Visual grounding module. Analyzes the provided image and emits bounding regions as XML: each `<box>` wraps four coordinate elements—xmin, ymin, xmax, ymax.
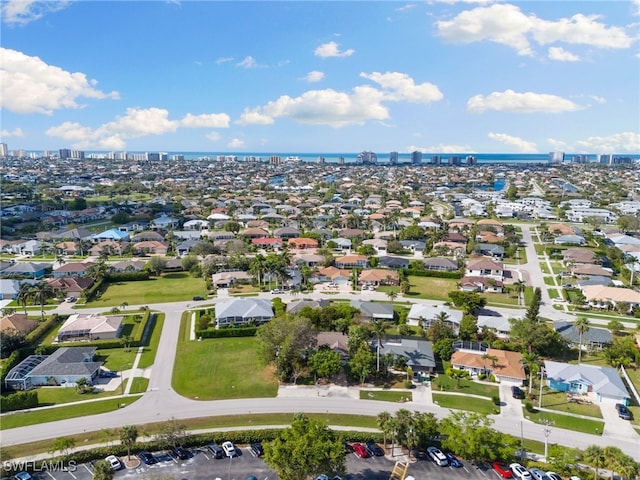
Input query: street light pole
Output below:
<box><xmin>538</xmin><ymin>366</ymin><xmax>545</xmax><ymax>408</ymax></box>
<box><xmin>540</xmin><ymin>419</ymin><xmax>554</xmax><ymax>461</ymax></box>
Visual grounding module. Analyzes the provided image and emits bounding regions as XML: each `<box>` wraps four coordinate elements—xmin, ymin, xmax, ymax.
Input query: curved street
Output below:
<box><xmin>3</xmin><ymin>223</ymin><xmax>639</xmax><ymax>460</ymax></box>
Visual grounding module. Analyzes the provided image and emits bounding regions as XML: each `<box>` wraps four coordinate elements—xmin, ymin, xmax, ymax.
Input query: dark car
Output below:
<box><xmin>192</xmin><ymin>296</ymin><xmax>205</xmax><ymax>301</ymax></box>
<box><xmin>616</xmin><ymin>403</ymin><xmax>632</xmax><ymax>420</ymax></box>
<box><xmin>138</xmin><ymin>451</ymin><xmax>156</xmax><ymax>465</ymax></box>
<box><xmin>365</xmin><ymin>441</ymin><xmax>384</xmax><ymax>457</ymax></box>
<box><xmin>342</xmin><ymin>441</ymin><xmax>353</xmax><ymax>454</ymax></box>
<box><xmin>207</xmin><ymin>443</ymin><xmax>224</xmax><ymax>459</ymax></box>
<box><xmin>170</xmin><ymin>446</ymin><xmax>191</xmax><ymax>460</ymax></box>
<box><xmin>446</xmin><ymin>452</ymin><xmax>462</xmax><ymax>467</ymax></box>
<box><xmin>511</xmin><ymin>386</ymin><xmax>525</xmax><ymax>399</ymax></box>
<box><xmin>250</xmin><ymin>443</ymin><xmax>264</xmax><ymax>457</ymax></box>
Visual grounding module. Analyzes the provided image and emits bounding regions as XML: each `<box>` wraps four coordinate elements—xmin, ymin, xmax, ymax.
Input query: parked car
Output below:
<box><xmin>546</xmin><ymin>472</ymin><xmax>563</xmax><ymax>480</ymax></box>
<box><xmin>137</xmin><ymin>451</ymin><xmax>156</xmax><ymax>465</ymax></box>
<box><xmin>192</xmin><ymin>296</ymin><xmax>205</xmax><ymax>301</ymax></box>
<box><xmin>352</xmin><ymin>442</ymin><xmax>370</xmax><ymax>458</ymax></box>
<box><xmin>12</xmin><ymin>473</ymin><xmax>32</xmax><ymax>480</ymax></box>
<box><xmin>105</xmin><ymin>455</ymin><xmax>122</xmax><ymax>470</ymax></box>
<box><xmin>493</xmin><ymin>462</ymin><xmax>513</xmax><ymax>478</ymax></box>
<box><xmin>446</xmin><ymin>452</ymin><xmax>462</xmax><ymax>467</ymax></box>
<box><xmin>222</xmin><ymin>441</ymin><xmax>237</xmax><ymax>457</ymax></box>
<box><xmin>207</xmin><ymin>443</ymin><xmax>224</xmax><ymax>459</ymax></box>
<box><xmin>426</xmin><ymin>446</ymin><xmax>448</xmax><ymax>466</ymax></box>
<box><xmin>99</xmin><ymin>370</ymin><xmax>118</xmax><ymax>378</ymax></box>
<box><xmin>342</xmin><ymin>440</ymin><xmax>353</xmax><ymax>454</ymax></box>
<box><xmin>271</xmin><ymin>289</ymin><xmax>282</xmax><ymax>294</ymax></box>
<box><xmin>510</xmin><ymin>463</ymin><xmax>532</xmax><ymax>480</ymax></box>
<box><xmin>65</xmin><ymin>296</ymin><xmax>76</xmax><ymax>303</ymax></box>
<box><xmin>365</xmin><ymin>441</ymin><xmax>384</xmax><ymax>457</ymax></box>
<box><xmin>530</xmin><ymin>468</ymin><xmax>551</xmax><ymax>480</ymax></box>
<box><xmin>249</xmin><ymin>443</ymin><xmax>264</xmax><ymax>457</ymax></box>
<box><xmin>616</xmin><ymin>403</ymin><xmax>632</xmax><ymax>420</ymax></box>
<box><xmin>511</xmin><ymin>386</ymin><xmax>525</xmax><ymax>399</ymax></box>
<box><xmin>170</xmin><ymin>446</ymin><xmax>191</xmax><ymax>460</ymax></box>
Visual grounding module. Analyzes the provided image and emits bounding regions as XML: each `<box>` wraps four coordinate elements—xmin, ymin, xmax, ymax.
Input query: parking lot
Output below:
<box><xmin>23</xmin><ymin>445</ymin><xmax>509</xmax><ymax>480</ymax></box>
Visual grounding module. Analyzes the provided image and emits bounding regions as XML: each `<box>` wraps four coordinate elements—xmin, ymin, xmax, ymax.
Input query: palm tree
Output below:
<box><xmin>602</xmin><ymin>446</ymin><xmax>624</xmax><ymax>480</ymax></box>
<box><xmin>249</xmin><ymin>254</ymin><xmax>266</xmax><ymax>287</ymax></box>
<box><xmin>514</xmin><ymin>279</ymin><xmax>526</xmax><ymax>306</ymax></box>
<box><xmin>582</xmin><ymin>445</ymin><xmax>606</xmax><ymax>480</ymax></box>
<box><xmin>29</xmin><ymin>281</ymin><xmax>56</xmax><ymax>321</ymax></box>
<box><xmin>377</xmin><ymin>411</ymin><xmax>393</xmax><ymax>453</ymax></box>
<box><xmin>371</xmin><ymin>320</ymin><xmax>389</xmax><ymax>372</ymax></box>
<box><xmin>386</xmin><ymin>289</ymin><xmax>398</xmax><ymax>306</ymax></box>
<box><xmin>92</xmin><ymin>459</ymin><xmax>115</xmax><ymax>480</ymax></box>
<box><xmin>574</xmin><ymin>317</ymin><xmax>591</xmax><ymax>363</ymax></box>
<box><xmin>17</xmin><ymin>282</ymin><xmax>32</xmax><ymax>315</ymax></box>
<box><xmin>119</xmin><ymin>425</ymin><xmax>138</xmax><ymax>461</ymax></box>
<box><xmin>520</xmin><ymin>351</ymin><xmax>540</xmax><ymax>393</ymax></box>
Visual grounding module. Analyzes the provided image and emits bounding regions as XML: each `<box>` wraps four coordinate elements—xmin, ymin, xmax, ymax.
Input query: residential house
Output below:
<box><xmin>4</xmin><ymin>347</ymin><xmax>102</xmax><ymax>390</ymax></box>
<box><xmin>55</xmin><ymin>241</ymin><xmax>81</xmax><ymax>256</ymax></box>
<box><xmin>288</xmin><ymin>237</ymin><xmax>319</xmax><ymax>250</ymax></box>
<box><xmin>92</xmin><ymin>228</ymin><xmax>130</xmax><ymax>242</ymax></box>
<box><xmin>407</xmin><ymin>304</ymin><xmax>463</xmax><ymax>332</ymax></box>
<box><xmin>111</xmin><ymin>260</ymin><xmax>147</xmax><ymax>273</ymax></box>
<box><xmin>350</xmin><ymin>300</ymin><xmax>395</xmax><ymax>321</ymax></box>
<box><xmin>544</xmin><ymin>360</ymin><xmax>630</xmax><ymax>404</ymax></box>
<box><xmin>379</xmin><ymin>337</ymin><xmax>436</xmax><ymax>374</ymax></box>
<box><xmin>210</xmin><ymin>270</ymin><xmax>253</xmax><ymax>288</ymax></box>
<box><xmin>241</xmin><ymin>227</ymin><xmax>269</xmax><ymax>239</ymax></box>
<box><xmin>562</xmin><ymin>248</ymin><xmax>597</xmax><ymax>265</ymax></box>
<box><xmin>133</xmin><ymin>241</ymin><xmax>168</xmax><ymax>255</ymax></box>
<box><xmin>400</xmin><ymin>240</ymin><xmax>427</xmax><ymax>252</ymax></box>
<box><xmin>53</xmin><ymin>262</ymin><xmax>95</xmax><ymax>278</ymax></box>
<box><xmin>451</xmin><ymin>344</ymin><xmax>525</xmax><ymax>383</ymax></box>
<box><xmin>150</xmin><ymin>215</ymin><xmax>180</xmax><ymax>231</ymax></box>
<box><xmin>47</xmin><ymin>277</ymin><xmax>94</xmax><ymax>298</ymax></box>
<box><xmin>89</xmin><ymin>240</ymin><xmax>125</xmax><ymax>257</ymax></box>
<box><xmin>477</xmin><ymin>315</ymin><xmax>513</xmax><ymax>339</ymax></box>
<box><xmin>459</xmin><ymin>276</ymin><xmax>504</xmax><ymax>293</ymax></box>
<box><xmin>330</xmin><ymin>237</ymin><xmax>353</xmax><ymax>251</ymax></box>
<box><xmin>553</xmin><ymin>321</ymin><xmax>612</xmax><ymax>351</ymax></box>
<box><xmin>465</xmin><ymin>258</ymin><xmax>504</xmax><ymax>281</ymax></box>
<box><xmin>0</xmin><ymin>313</ymin><xmax>38</xmax><ymax>335</ymax></box>
<box><xmin>215</xmin><ymin>298</ymin><xmax>274</xmax><ymax>327</ymax></box>
<box><xmin>316</xmin><ymin>331</ymin><xmax>349</xmax><ymax>360</ymax></box>
<box><xmin>287</xmin><ymin>298</ymin><xmax>330</xmax><ymax>315</ymax></box>
<box><xmin>251</xmin><ymin>237</ymin><xmax>283</xmax><ymax>250</ymax></box>
<box><xmin>274</xmin><ymin>227</ymin><xmax>301</xmax><ymax>239</ymax></box>
<box><xmin>313</xmin><ymin>266</ymin><xmax>351</xmax><ymax>285</ymax></box>
<box><xmin>359</xmin><ymin>269</ymin><xmax>400</xmax><ymax>286</ymax></box>
<box><xmin>423</xmin><ymin>257</ymin><xmax>459</xmax><ymax>272</ymax></box>
<box><xmin>57</xmin><ymin>313</ymin><xmax>123</xmax><ymax>342</ymax></box>
<box><xmin>554</xmin><ymin>234</ymin><xmax>586</xmax><ymax>246</ymax></box>
<box><xmin>474</xmin><ymin>244</ymin><xmax>505</xmax><ymax>260</ymax></box>
<box><xmin>335</xmin><ymin>254</ymin><xmax>368</xmax><ymax>269</ymax></box>
<box><xmin>378</xmin><ymin>256</ymin><xmax>410</xmax><ymax>270</ymax></box>
<box><xmin>0</xmin><ymin>262</ymin><xmax>50</xmax><ymax>279</ymax></box>
<box><xmin>581</xmin><ymin>285</ymin><xmax>640</xmax><ymax>311</ymax></box>
<box><xmin>362</xmin><ymin>238</ymin><xmax>388</xmax><ymax>255</ymax></box>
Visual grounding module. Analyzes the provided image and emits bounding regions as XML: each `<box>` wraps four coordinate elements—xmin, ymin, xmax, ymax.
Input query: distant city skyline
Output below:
<box><xmin>1</xmin><ymin>1</ymin><xmax>639</xmax><ymax>154</ymax></box>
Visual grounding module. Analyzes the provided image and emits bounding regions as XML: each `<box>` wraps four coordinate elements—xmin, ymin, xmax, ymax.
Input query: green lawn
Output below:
<box><xmin>431</xmin><ymin>376</ymin><xmax>500</xmax><ymax>398</ymax></box>
<box><xmin>522</xmin><ymin>407</ymin><xmax>604</xmax><ymax>435</ymax></box>
<box><xmin>540</xmin><ymin>389</ymin><xmax>603</xmax><ymax>418</ymax></box>
<box><xmin>0</xmin><ymin>396</ymin><xmax>141</xmax><ymax>430</ymax></box>
<box><xmin>137</xmin><ymin>313</ymin><xmax>164</xmax><ymax>369</ymax></box>
<box><xmin>129</xmin><ymin>377</ymin><xmax>149</xmax><ymax>394</ymax></box>
<box><xmin>432</xmin><ymin>393</ymin><xmax>498</xmax><ymax>414</ymax></box>
<box><xmin>31</xmin><ymin>386</ymin><xmax>119</xmax><ymax>406</ymax></box>
<box><xmin>86</xmin><ymin>272</ymin><xmax>207</xmax><ymax>307</ymax></box>
<box><xmin>172</xmin><ymin>317</ymin><xmax>278</xmax><ymax>400</ymax></box>
<box><xmin>403</xmin><ymin>276</ymin><xmax>459</xmax><ymax>301</ymax></box>
<box><xmin>94</xmin><ymin>347</ymin><xmax>138</xmax><ymax>372</ymax></box>
<box><xmin>359</xmin><ymin>390</ymin><xmax>413</xmax><ymax>402</ymax></box>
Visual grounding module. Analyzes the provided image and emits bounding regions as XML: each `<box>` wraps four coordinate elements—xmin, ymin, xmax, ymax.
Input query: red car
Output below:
<box><xmin>352</xmin><ymin>443</ymin><xmax>370</xmax><ymax>458</ymax></box>
<box><xmin>493</xmin><ymin>462</ymin><xmax>514</xmax><ymax>478</ymax></box>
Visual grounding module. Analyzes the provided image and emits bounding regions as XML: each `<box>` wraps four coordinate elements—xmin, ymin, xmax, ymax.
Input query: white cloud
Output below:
<box><xmin>0</xmin><ymin>48</ymin><xmax>120</xmax><ymax>115</ymax></box>
<box><xmin>181</xmin><ymin>113</ymin><xmax>230</xmax><ymax>128</ymax></box>
<box><xmin>258</xmin><ymin>85</ymin><xmax>388</xmax><ymax>127</ymax></box>
<box><xmin>547</xmin><ymin>138</ymin><xmax>570</xmax><ymax>151</ymax></box>
<box><xmin>1</xmin><ymin>0</ymin><xmax>70</xmax><ymax>26</ymax></box>
<box><xmin>236</xmin><ymin>108</ymin><xmax>275</xmax><ymax>126</ymax></box>
<box><xmin>467</xmin><ymin>89</ymin><xmax>582</xmax><ymax>113</ymax></box>
<box><xmin>216</xmin><ymin>56</ymin><xmax>234</xmax><ymax>64</ymax></box>
<box><xmin>45</xmin><ymin>107</ymin><xmax>229</xmax><ymax>149</ymax></box>
<box><xmin>314</xmin><ymin>41</ymin><xmax>355</xmax><ymax>58</ymax></box>
<box><xmin>548</xmin><ymin>46</ymin><xmax>580</xmax><ymax>62</ymax></box>
<box><xmin>236</xmin><ymin>56</ymin><xmax>257</xmax><ymax>68</ymax></box>
<box><xmin>436</xmin><ymin>3</ymin><xmax>633</xmax><ymax>57</ymax></box>
<box><xmin>360</xmin><ymin>71</ymin><xmax>443</xmax><ymax>103</ymax></box>
<box><xmin>304</xmin><ymin>71</ymin><xmax>326</xmax><ymax>83</ymax></box>
<box><xmin>488</xmin><ymin>132</ymin><xmax>538</xmax><ymax>152</ymax></box>
<box><xmin>228</xmin><ymin>138</ymin><xmax>246</xmax><ymax>148</ymax></box>
<box><xmin>588</xmin><ymin>95</ymin><xmax>606</xmax><ymax>104</ymax></box>
<box><xmin>205</xmin><ymin>131</ymin><xmax>221</xmax><ymax>141</ymax></box>
<box><xmin>0</xmin><ymin>127</ymin><xmax>24</xmax><ymax>137</ymax></box>
<box><xmin>574</xmin><ymin>132</ymin><xmax>640</xmax><ymax>153</ymax></box>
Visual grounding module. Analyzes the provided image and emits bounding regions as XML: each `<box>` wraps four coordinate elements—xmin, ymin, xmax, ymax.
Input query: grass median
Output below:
<box><xmin>432</xmin><ymin>393</ymin><xmax>498</xmax><ymax>414</ymax></box>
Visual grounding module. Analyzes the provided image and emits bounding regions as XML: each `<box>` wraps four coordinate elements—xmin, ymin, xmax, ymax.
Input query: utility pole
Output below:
<box><xmin>540</xmin><ymin>418</ymin><xmax>554</xmax><ymax>461</ymax></box>
<box><xmin>538</xmin><ymin>366</ymin><xmax>545</xmax><ymax>408</ymax></box>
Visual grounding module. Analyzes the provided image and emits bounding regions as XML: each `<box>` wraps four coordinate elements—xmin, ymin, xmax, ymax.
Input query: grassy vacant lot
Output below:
<box><xmin>359</xmin><ymin>390</ymin><xmax>413</xmax><ymax>402</ymax></box>
<box><xmin>1</xmin><ymin>396</ymin><xmax>141</xmax><ymax>430</ymax></box>
<box><xmin>172</xmin><ymin>317</ymin><xmax>278</xmax><ymax>400</ymax></box>
<box><xmin>432</xmin><ymin>393</ymin><xmax>498</xmax><ymax>414</ymax></box>
<box><xmin>540</xmin><ymin>389</ymin><xmax>603</xmax><ymax>418</ymax></box>
<box><xmin>87</xmin><ymin>272</ymin><xmax>207</xmax><ymax>307</ymax></box>
<box><xmin>522</xmin><ymin>408</ymin><xmax>604</xmax><ymax>435</ymax></box>
<box><xmin>431</xmin><ymin>375</ymin><xmax>499</xmax><ymax>398</ymax></box>
<box><xmin>404</xmin><ymin>276</ymin><xmax>458</xmax><ymax>301</ymax></box>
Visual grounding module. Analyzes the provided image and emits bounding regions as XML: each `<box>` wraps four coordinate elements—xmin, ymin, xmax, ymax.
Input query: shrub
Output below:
<box><xmin>491</xmin><ymin>395</ymin><xmax>500</xmax><ymax>406</ymax></box>
<box><xmin>524</xmin><ymin>400</ymin><xmax>537</xmax><ymax>413</ymax></box>
<box><xmin>0</xmin><ymin>390</ymin><xmax>38</xmax><ymax>411</ymax></box>
<box><xmin>106</xmin><ymin>271</ymin><xmax>150</xmax><ymax>282</ymax></box>
<box><xmin>195</xmin><ymin>327</ymin><xmax>257</xmax><ymax>338</ymax></box>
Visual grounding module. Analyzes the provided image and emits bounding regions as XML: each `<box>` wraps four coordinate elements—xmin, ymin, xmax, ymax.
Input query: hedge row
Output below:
<box><xmin>195</xmin><ymin>327</ymin><xmax>257</xmax><ymax>338</ymax></box>
<box><xmin>26</xmin><ymin>313</ymin><xmax>61</xmax><ymax>345</ymax></box>
<box><xmin>106</xmin><ymin>271</ymin><xmax>150</xmax><ymax>282</ymax></box>
<box><xmin>0</xmin><ymin>390</ymin><xmax>38</xmax><ymax>412</ymax></box>
<box><xmin>404</xmin><ymin>268</ymin><xmax>462</xmax><ymax>279</ymax></box>
<box><xmin>82</xmin><ymin>278</ymin><xmax>105</xmax><ymax>302</ymax></box>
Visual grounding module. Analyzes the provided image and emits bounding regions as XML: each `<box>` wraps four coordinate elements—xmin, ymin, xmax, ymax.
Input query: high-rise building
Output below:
<box><xmin>269</xmin><ymin>155</ymin><xmax>281</xmax><ymax>165</ymax></box>
<box><xmin>549</xmin><ymin>151</ymin><xmax>564</xmax><ymax>163</ymax></box>
<box><xmin>411</xmin><ymin>151</ymin><xmax>422</xmax><ymax>165</ymax></box>
<box><xmin>317</xmin><ymin>156</ymin><xmax>325</xmax><ymax>164</ymax></box>
<box><xmin>466</xmin><ymin>156</ymin><xmax>477</xmax><ymax>165</ymax></box>
<box><xmin>0</xmin><ymin>143</ymin><xmax>8</xmax><ymax>157</ymax></box>
<box><xmin>389</xmin><ymin>151</ymin><xmax>398</xmax><ymax>165</ymax></box>
<box><xmin>449</xmin><ymin>156</ymin><xmax>461</xmax><ymax>166</ymax></box>
<box><xmin>597</xmin><ymin>154</ymin><xmax>613</xmax><ymax>164</ymax></box>
<box><xmin>430</xmin><ymin>155</ymin><xmax>442</xmax><ymax>165</ymax></box>
<box><xmin>172</xmin><ymin>154</ymin><xmax>185</xmax><ymax>161</ymax></box>
<box><xmin>59</xmin><ymin>148</ymin><xmax>72</xmax><ymax>159</ymax></box>
<box><xmin>338</xmin><ymin>156</ymin><xmax>345</xmax><ymax>165</ymax></box>
<box><xmin>357</xmin><ymin>151</ymin><xmax>377</xmax><ymax>165</ymax></box>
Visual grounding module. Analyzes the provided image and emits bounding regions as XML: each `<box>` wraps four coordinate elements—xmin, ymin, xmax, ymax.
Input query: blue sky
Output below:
<box><xmin>1</xmin><ymin>0</ymin><xmax>639</xmax><ymax>154</ymax></box>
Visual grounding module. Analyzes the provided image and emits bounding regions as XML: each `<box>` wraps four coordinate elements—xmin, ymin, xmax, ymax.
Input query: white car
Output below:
<box><xmin>105</xmin><ymin>455</ymin><xmax>122</xmax><ymax>470</ymax></box>
<box><xmin>510</xmin><ymin>463</ymin><xmax>532</xmax><ymax>480</ymax></box>
<box><xmin>530</xmin><ymin>468</ymin><xmax>551</xmax><ymax>480</ymax></box>
<box><xmin>222</xmin><ymin>441</ymin><xmax>236</xmax><ymax>457</ymax></box>
<box><xmin>547</xmin><ymin>472</ymin><xmax>563</xmax><ymax>480</ymax></box>
<box><xmin>426</xmin><ymin>446</ymin><xmax>448</xmax><ymax>466</ymax></box>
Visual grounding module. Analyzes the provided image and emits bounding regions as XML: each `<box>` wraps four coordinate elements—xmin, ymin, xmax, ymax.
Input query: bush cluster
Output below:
<box><xmin>0</xmin><ymin>390</ymin><xmax>38</xmax><ymax>411</ymax></box>
<box><xmin>404</xmin><ymin>268</ymin><xmax>462</xmax><ymax>279</ymax></box>
<box><xmin>195</xmin><ymin>327</ymin><xmax>257</xmax><ymax>338</ymax></box>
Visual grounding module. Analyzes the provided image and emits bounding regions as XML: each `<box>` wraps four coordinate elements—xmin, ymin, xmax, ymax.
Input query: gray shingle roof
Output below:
<box><xmin>380</xmin><ymin>338</ymin><xmax>435</xmax><ymax>370</ymax></box>
<box><xmin>553</xmin><ymin>321</ymin><xmax>612</xmax><ymax>345</ymax></box>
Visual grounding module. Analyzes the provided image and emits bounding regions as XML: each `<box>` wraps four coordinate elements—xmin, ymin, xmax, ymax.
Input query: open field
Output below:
<box><xmin>172</xmin><ymin>317</ymin><xmax>278</xmax><ymax>400</ymax></box>
<box><xmin>86</xmin><ymin>272</ymin><xmax>207</xmax><ymax>307</ymax></box>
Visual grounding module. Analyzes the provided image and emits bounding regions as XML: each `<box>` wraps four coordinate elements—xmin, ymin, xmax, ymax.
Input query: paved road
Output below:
<box><xmin>4</xmin><ymin>238</ymin><xmax>640</xmax><ymax>460</ymax></box>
